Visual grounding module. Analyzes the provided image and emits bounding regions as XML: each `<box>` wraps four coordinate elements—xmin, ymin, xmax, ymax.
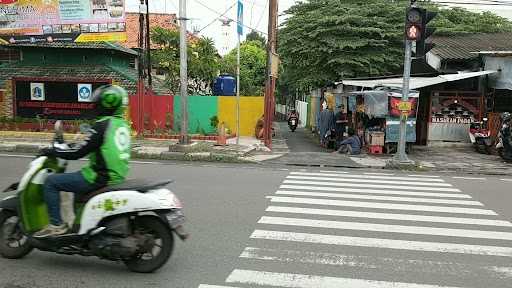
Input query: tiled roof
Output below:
<box><xmin>431</xmin><ymin>32</ymin><xmax>512</xmax><ymax>60</ymax></box>
<box><xmin>125</xmin><ymin>13</ymin><xmax>177</xmax><ymax>49</ymax></box>
<box><xmin>0</xmin><ymin>63</ymin><xmax>170</xmax><ymax>95</ymax></box>
<box><xmin>1</xmin><ymin>42</ymin><xmax>137</xmax><ymax>55</ymax></box>
<box><xmin>124</xmin><ymin>12</ymin><xmax>199</xmax><ymax>50</ymax></box>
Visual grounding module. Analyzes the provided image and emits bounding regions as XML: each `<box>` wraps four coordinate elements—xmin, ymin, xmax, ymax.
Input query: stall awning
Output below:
<box><xmin>339</xmin><ymin>71</ymin><xmax>497</xmax><ymax>89</ymax></box>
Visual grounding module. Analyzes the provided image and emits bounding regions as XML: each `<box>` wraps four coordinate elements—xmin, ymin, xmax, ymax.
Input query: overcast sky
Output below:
<box><xmin>125</xmin><ymin>0</ymin><xmax>512</xmax><ymax>55</ymax></box>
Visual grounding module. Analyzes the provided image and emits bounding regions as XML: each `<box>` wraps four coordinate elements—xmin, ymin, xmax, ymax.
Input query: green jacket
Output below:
<box><xmin>52</xmin><ymin>116</ymin><xmax>131</xmax><ymax>186</ymax></box>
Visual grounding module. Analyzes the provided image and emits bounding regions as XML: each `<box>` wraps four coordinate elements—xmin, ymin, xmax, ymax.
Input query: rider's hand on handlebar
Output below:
<box><xmin>39</xmin><ymin>147</ymin><xmax>56</xmax><ymax>157</ymax></box>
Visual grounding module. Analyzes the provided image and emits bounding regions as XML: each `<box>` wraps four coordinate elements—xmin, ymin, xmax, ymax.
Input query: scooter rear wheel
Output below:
<box><xmin>0</xmin><ymin>211</ymin><xmax>33</xmax><ymax>259</ymax></box>
<box><xmin>123</xmin><ymin>216</ymin><xmax>174</xmax><ymax>273</ymax></box>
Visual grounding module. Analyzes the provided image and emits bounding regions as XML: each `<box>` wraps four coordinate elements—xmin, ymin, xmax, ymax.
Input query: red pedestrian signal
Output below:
<box><xmin>407</xmin><ymin>25</ymin><xmax>420</xmax><ymax>41</ymax></box>
<box><xmin>405</xmin><ymin>7</ymin><xmax>422</xmax><ymax>41</ymax></box>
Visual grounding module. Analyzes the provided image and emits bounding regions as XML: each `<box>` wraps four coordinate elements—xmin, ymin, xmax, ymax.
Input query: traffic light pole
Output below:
<box><xmin>395</xmin><ymin>38</ymin><xmax>413</xmax><ymax>163</ymax></box>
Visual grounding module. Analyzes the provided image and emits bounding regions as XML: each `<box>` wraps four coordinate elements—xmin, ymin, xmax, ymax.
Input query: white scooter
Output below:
<box><xmin>0</xmin><ymin>121</ymin><xmax>188</xmax><ymax>273</ymax></box>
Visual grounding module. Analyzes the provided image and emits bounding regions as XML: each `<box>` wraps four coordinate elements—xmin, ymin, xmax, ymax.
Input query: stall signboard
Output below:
<box><xmin>385</xmin><ymin>117</ymin><xmax>417</xmax><ymax>143</ymax></box>
<box><xmin>0</xmin><ymin>0</ymin><xmax>126</xmax><ymax>43</ymax></box>
<box><xmin>389</xmin><ymin>96</ymin><xmax>418</xmax><ymax>118</ymax></box>
<box><xmin>16</xmin><ymin>81</ymin><xmax>108</xmax><ymax>120</ymax></box>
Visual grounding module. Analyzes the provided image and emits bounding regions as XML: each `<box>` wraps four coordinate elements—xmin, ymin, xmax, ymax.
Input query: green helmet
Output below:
<box><xmin>92</xmin><ymin>85</ymin><xmax>128</xmax><ymax>116</ymax></box>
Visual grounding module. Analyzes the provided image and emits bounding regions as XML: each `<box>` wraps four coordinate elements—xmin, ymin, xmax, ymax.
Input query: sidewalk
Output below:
<box><xmin>358</xmin><ymin>146</ymin><xmax>512</xmax><ymax>176</ymax></box>
<box><xmin>0</xmin><ymin>131</ymin><xmax>264</xmax><ymax>163</ymax></box>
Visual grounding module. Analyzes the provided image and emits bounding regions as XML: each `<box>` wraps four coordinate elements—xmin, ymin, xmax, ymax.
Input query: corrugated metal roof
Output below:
<box><xmin>431</xmin><ymin>32</ymin><xmax>512</xmax><ymax>60</ymax></box>
<box><xmin>341</xmin><ymin>70</ymin><xmax>497</xmax><ymax>89</ymax></box>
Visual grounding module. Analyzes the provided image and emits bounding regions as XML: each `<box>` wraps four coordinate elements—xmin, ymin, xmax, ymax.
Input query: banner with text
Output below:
<box><xmin>0</xmin><ymin>0</ymin><xmax>126</xmax><ymax>43</ymax></box>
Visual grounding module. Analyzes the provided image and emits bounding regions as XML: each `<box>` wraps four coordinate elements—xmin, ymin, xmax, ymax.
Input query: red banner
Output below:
<box><xmin>389</xmin><ymin>97</ymin><xmax>418</xmax><ymax>117</ymax></box>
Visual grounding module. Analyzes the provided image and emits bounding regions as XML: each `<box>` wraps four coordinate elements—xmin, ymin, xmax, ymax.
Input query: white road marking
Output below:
<box><xmin>408</xmin><ymin>174</ymin><xmax>442</xmax><ymax>178</ymax></box>
<box><xmin>131</xmin><ymin>160</ymin><xmax>158</xmax><ymax>164</ymax></box>
<box><xmin>198</xmin><ymin>285</ymin><xmax>241</xmax><ymax>288</ymax></box>
<box><xmin>287</xmin><ymin>175</ymin><xmax>453</xmax><ymax>187</ymax></box>
<box><xmin>259</xmin><ymin>216</ymin><xmax>512</xmax><ymax>241</ymax></box>
<box><xmin>267</xmin><ymin>196</ymin><xmax>498</xmax><ymax>215</ymax></box>
<box><xmin>275</xmin><ymin>190</ymin><xmax>483</xmax><ymax>206</ymax></box>
<box><xmin>239</xmin><ymin>247</ymin><xmax>512</xmax><ymax>279</ymax></box>
<box><xmin>319</xmin><ymin>170</ymin><xmax>349</xmax><ymax>174</ymax></box>
<box><xmin>265</xmin><ymin>206</ymin><xmax>512</xmax><ymax>227</ymax></box>
<box><xmin>226</xmin><ymin>269</ymin><xmax>463</xmax><ymax>288</ymax></box>
<box><xmin>501</xmin><ymin>179</ymin><xmax>512</xmax><ymax>182</ymax></box>
<box><xmin>284</xmin><ymin>179</ymin><xmax>460</xmax><ymax>192</ymax></box>
<box><xmin>250</xmin><ymin>230</ymin><xmax>512</xmax><ymax>257</ymax></box>
<box><xmin>293</xmin><ymin>171</ymin><xmax>444</xmax><ymax>182</ymax></box>
<box><xmin>364</xmin><ymin>172</ymin><xmax>395</xmax><ymax>176</ymax></box>
<box><xmin>280</xmin><ymin>184</ymin><xmax>471</xmax><ymax>199</ymax></box>
<box><xmin>0</xmin><ymin>154</ymin><xmax>34</xmax><ymax>158</ymax></box>
<box><xmin>452</xmin><ymin>176</ymin><xmax>486</xmax><ymax>180</ymax></box>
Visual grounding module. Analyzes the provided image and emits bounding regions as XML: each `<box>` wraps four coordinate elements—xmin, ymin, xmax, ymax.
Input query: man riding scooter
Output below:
<box><xmin>287</xmin><ymin>109</ymin><xmax>299</xmax><ymax>132</ymax></box>
<box><xmin>34</xmin><ymin>85</ymin><xmax>131</xmax><ymax>238</ymax></box>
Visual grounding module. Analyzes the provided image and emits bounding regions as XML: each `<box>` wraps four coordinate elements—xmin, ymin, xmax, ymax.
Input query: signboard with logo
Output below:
<box><xmin>0</xmin><ymin>0</ymin><xmax>126</xmax><ymax>43</ymax></box>
<box><xmin>16</xmin><ymin>81</ymin><xmax>108</xmax><ymax>119</ymax></box>
<box><xmin>77</xmin><ymin>83</ymin><xmax>93</xmax><ymax>102</ymax></box>
<box><xmin>30</xmin><ymin>82</ymin><xmax>45</xmax><ymax>101</ymax></box>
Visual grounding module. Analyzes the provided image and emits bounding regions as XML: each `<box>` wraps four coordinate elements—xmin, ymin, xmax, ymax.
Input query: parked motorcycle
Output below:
<box><xmin>496</xmin><ymin>113</ymin><xmax>512</xmax><ymax>162</ymax></box>
<box><xmin>469</xmin><ymin>118</ymin><xmax>492</xmax><ymax>154</ymax></box>
<box><xmin>0</xmin><ymin>121</ymin><xmax>188</xmax><ymax>273</ymax></box>
<box><xmin>288</xmin><ymin>116</ymin><xmax>298</xmax><ymax>132</ymax></box>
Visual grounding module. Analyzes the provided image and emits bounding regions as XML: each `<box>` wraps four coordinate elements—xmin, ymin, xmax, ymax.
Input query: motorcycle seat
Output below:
<box><xmin>77</xmin><ymin>179</ymin><xmax>174</xmax><ymax>203</ymax></box>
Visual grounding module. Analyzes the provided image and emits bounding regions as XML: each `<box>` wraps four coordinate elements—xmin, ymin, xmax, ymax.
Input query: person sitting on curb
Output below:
<box><xmin>333</xmin><ymin>128</ymin><xmax>361</xmax><ymax>155</ymax></box>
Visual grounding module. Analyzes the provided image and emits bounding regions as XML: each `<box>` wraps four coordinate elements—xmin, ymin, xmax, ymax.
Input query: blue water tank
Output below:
<box><xmin>213</xmin><ymin>74</ymin><xmax>236</xmax><ymax>96</ymax></box>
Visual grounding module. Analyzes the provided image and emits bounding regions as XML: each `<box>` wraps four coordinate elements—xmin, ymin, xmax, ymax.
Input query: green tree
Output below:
<box><xmin>151</xmin><ymin>27</ymin><xmax>220</xmax><ymax>94</ymax></box>
<box><xmin>279</xmin><ymin>0</ymin><xmax>512</xmax><ymax>90</ymax></box>
<box><xmin>220</xmin><ymin>40</ymin><xmax>267</xmax><ymax>96</ymax></box>
<box><xmin>246</xmin><ymin>30</ymin><xmax>266</xmax><ymax>47</ymax></box>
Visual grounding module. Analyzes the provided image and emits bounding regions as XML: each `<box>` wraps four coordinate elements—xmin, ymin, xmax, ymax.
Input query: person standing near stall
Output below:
<box><xmin>334</xmin><ymin>104</ymin><xmax>348</xmax><ymax>148</ymax></box>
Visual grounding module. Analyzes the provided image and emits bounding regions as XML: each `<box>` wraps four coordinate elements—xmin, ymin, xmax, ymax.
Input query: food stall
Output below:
<box><xmin>347</xmin><ymin>87</ymin><xmax>419</xmax><ymax>154</ymax></box>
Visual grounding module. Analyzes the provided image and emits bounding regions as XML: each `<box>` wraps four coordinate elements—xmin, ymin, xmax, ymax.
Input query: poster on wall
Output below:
<box><xmin>0</xmin><ymin>0</ymin><xmax>126</xmax><ymax>44</ymax></box>
<box><xmin>77</xmin><ymin>83</ymin><xmax>93</xmax><ymax>102</ymax></box>
<box><xmin>30</xmin><ymin>83</ymin><xmax>45</xmax><ymax>101</ymax></box>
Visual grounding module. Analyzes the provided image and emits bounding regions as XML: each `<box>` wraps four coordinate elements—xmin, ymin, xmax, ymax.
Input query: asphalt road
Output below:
<box><xmin>0</xmin><ymin>155</ymin><xmax>511</xmax><ymax>288</ymax></box>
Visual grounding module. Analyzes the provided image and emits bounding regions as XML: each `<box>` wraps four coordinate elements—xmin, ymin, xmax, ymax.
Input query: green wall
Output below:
<box><xmin>173</xmin><ymin>95</ymin><xmax>219</xmax><ymax>134</ymax></box>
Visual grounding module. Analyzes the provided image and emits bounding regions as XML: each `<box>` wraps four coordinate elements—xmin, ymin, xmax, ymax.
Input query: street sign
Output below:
<box><xmin>237</xmin><ymin>0</ymin><xmax>243</xmax><ymax>36</ymax></box>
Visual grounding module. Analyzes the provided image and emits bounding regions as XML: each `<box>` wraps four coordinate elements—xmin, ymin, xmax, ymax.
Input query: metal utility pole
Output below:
<box><xmin>236</xmin><ymin>0</ymin><xmax>243</xmax><ymax>145</ymax></box>
<box><xmin>137</xmin><ymin>0</ymin><xmax>145</xmax><ymax>136</ymax></box>
<box><xmin>179</xmin><ymin>0</ymin><xmax>189</xmax><ymax>144</ymax></box>
<box><xmin>145</xmin><ymin>0</ymin><xmax>152</xmax><ymax>88</ymax></box>
<box><xmin>263</xmin><ymin>0</ymin><xmax>278</xmax><ymax>149</ymax></box>
<box><xmin>236</xmin><ymin>34</ymin><xmax>241</xmax><ymax>145</ymax></box>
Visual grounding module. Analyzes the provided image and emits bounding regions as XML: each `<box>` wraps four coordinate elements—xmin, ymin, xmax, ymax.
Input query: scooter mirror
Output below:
<box><xmin>79</xmin><ymin>123</ymin><xmax>91</xmax><ymax>134</ymax></box>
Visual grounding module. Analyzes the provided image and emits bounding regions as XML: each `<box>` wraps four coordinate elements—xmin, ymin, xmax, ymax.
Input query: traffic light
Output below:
<box><xmin>416</xmin><ymin>9</ymin><xmax>437</xmax><ymax>57</ymax></box>
<box><xmin>405</xmin><ymin>7</ymin><xmax>422</xmax><ymax>41</ymax></box>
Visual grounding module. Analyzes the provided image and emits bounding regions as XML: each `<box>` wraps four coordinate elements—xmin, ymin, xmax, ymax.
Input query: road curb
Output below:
<box><xmin>0</xmin><ymin>143</ymin><xmax>253</xmax><ymax>164</ymax></box>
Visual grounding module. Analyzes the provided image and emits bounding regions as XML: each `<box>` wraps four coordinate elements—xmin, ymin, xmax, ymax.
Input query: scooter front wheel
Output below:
<box><xmin>0</xmin><ymin>211</ymin><xmax>33</xmax><ymax>259</ymax></box>
<box><xmin>123</xmin><ymin>216</ymin><xmax>174</xmax><ymax>273</ymax></box>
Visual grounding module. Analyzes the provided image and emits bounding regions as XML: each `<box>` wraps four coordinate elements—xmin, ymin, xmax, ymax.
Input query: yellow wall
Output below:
<box><xmin>218</xmin><ymin>96</ymin><xmax>264</xmax><ymax>137</ymax></box>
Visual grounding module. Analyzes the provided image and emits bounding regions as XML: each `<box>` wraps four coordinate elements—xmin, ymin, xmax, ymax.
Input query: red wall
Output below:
<box><xmin>130</xmin><ymin>90</ymin><xmax>173</xmax><ymax>133</ymax></box>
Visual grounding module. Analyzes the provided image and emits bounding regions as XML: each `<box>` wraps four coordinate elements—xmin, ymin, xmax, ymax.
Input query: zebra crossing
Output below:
<box><xmin>199</xmin><ymin>171</ymin><xmax>512</xmax><ymax>288</ymax></box>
